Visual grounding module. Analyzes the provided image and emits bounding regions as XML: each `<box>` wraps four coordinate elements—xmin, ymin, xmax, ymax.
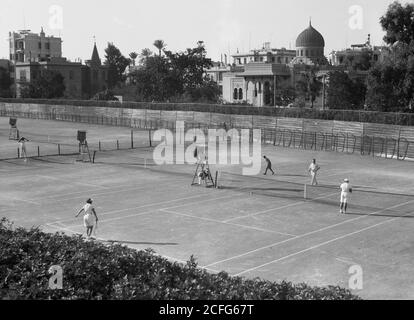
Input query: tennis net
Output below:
<box><xmin>215</xmin><ymin>170</ymin><xmax>414</xmax><ymax>215</ymax></box>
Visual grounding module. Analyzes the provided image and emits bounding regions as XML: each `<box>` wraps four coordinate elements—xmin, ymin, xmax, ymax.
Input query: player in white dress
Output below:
<box><xmin>76</xmin><ymin>198</ymin><xmax>99</xmax><ymax>238</ymax></box>
<box><xmin>340</xmin><ymin>179</ymin><xmax>353</xmax><ymax>214</ymax></box>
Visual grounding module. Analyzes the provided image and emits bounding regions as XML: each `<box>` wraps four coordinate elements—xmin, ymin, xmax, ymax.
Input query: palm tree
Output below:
<box><xmin>129</xmin><ymin>52</ymin><xmax>138</xmax><ymax>66</ymax></box>
<box><xmin>153</xmin><ymin>40</ymin><xmax>166</xmax><ymax>56</ymax></box>
<box><xmin>139</xmin><ymin>48</ymin><xmax>153</xmax><ymax>64</ymax></box>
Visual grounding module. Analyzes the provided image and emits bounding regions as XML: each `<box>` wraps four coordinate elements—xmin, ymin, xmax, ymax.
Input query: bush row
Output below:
<box><xmin>0</xmin><ymin>98</ymin><xmax>412</xmax><ymax>126</ymax></box>
<box><xmin>0</xmin><ymin>218</ymin><xmax>360</xmax><ymax>300</ymax></box>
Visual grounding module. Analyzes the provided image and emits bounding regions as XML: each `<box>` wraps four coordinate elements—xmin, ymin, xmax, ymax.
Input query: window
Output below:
<box><xmin>277</xmin><ymin>57</ymin><xmax>282</xmax><ymax>63</ymax></box>
<box><xmin>260</xmin><ymin>57</ymin><xmax>263</xmax><ymax>62</ymax></box>
<box><xmin>218</xmin><ymin>73</ymin><xmax>223</xmax><ymax>81</ymax></box>
<box><xmin>272</xmin><ymin>57</ymin><xmax>275</xmax><ymax>62</ymax></box>
<box><xmin>19</xmin><ymin>70</ymin><xmax>27</xmax><ymax>82</ymax></box>
<box><xmin>38</xmin><ymin>42</ymin><xmax>42</xmax><ymax>49</ymax></box>
<box><xmin>10</xmin><ymin>53</ymin><xmax>12</xmax><ymax>60</ymax></box>
<box><xmin>244</xmin><ymin>58</ymin><xmax>247</xmax><ymax>64</ymax></box>
<box><xmin>233</xmin><ymin>88</ymin><xmax>238</xmax><ymax>100</ymax></box>
<box><xmin>46</xmin><ymin>43</ymin><xmax>50</xmax><ymax>50</ymax></box>
<box><xmin>285</xmin><ymin>57</ymin><xmax>289</xmax><ymax>63</ymax></box>
<box><xmin>305</xmin><ymin>50</ymin><xmax>309</xmax><ymax>56</ymax></box>
<box><xmin>238</xmin><ymin>88</ymin><xmax>243</xmax><ymax>100</ymax></box>
<box><xmin>300</xmin><ymin>50</ymin><xmax>303</xmax><ymax>56</ymax></box>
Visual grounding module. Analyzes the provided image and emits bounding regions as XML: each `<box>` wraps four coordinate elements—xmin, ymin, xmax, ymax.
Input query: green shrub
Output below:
<box><xmin>0</xmin><ymin>218</ymin><xmax>359</xmax><ymax>300</ymax></box>
<box><xmin>0</xmin><ymin>218</ymin><xmax>360</xmax><ymax>300</ymax></box>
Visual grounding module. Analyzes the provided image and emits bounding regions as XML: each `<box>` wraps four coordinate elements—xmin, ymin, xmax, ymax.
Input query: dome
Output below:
<box><xmin>296</xmin><ymin>22</ymin><xmax>325</xmax><ymax>48</ymax></box>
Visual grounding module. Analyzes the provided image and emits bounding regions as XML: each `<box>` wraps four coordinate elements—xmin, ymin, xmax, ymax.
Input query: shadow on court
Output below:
<box><xmin>105</xmin><ymin>240</ymin><xmax>179</xmax><ymax>246</ymax></box>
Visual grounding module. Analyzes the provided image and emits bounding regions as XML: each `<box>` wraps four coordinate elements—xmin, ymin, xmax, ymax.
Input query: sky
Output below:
<box><xmin>0</xmin><ymin>0</ymin><xmax>410</xmax><ymax>62</ymax></box>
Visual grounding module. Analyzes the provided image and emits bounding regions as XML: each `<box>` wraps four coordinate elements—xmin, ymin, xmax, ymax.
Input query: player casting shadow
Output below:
<box><xmin>105</xmin><ymin>240</ymin><xmax>179</xmax><ymax>246</ymax></box>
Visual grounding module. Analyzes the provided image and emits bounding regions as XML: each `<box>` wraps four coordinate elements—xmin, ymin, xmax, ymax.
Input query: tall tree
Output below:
<box><xmin>365</xmin><ymin>2</ymin><xmax>414</xmax><ymax>112</ymax></box>
<box><xmin>295</xmin><ymin>69</ymin><xmax>322</xmax><ymax>108</ymax></box>
<box><xmin>0</xmin><ymin>66</ymin><xmax>12</xmax><ymax>97</ymax></box>
<box><xmin>326</xmin><ymin>71</ymin><xmax>366</xmax><ymax>109</ymax></box>
<box><xmin>20</xmin><ymin>70</ymin><xmax>65</xmax><ymax>99</ymax></box>
<box><xmin>104</xmin><ymin>43</ymin><xmax>131</xmax><ymax>88</ymax></box>
<box><xmin>129</xmin><ymin>52</ymin><xmax>138</xmax><ymax>66</ymax></box>
<box><xmin>133</xmin><ymin>41</ymin><xmax>218</xmax><ymax>103</ymax></box>
<box><xmin>380</xmin><ymin>1</ymin><xmax>414</xmax><ymax>45</ymax></box>
<box><xmin>343</xmin><ymin>51</ymin><xmax>373</xmax><ymax>71</ymax></box>
<box><xmin>365</xmin><ymin>42</ymin><xmax>414</xmax><ymax>112</ymax></box>
<box><xmin>165</xmin><ymin>41</ymin><xmax>213</xmax><ymax>91</ymax></box>
<box><xmin>153</xmin><ymin>40</ymin><xmax>166</xmax><ymax>56</ymax></box>
<box><xmin>139</xmin><ymin>48</ymin><xmax>153</xmax><ymax>65</ymax></box>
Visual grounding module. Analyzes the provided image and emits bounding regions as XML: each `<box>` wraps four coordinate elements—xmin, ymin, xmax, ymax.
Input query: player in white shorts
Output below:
<box><xmin>340</xmin><ymin>179</ymin><xmax>352</xmax><ymax>214</ymax></box>
<box><xmin>76</xmin><ymin>198</ymin><xmax>99</xmax><ymax>238</ymax></box>
<box><xmin>308</xmin><ymin>159</ymin><xmax>320</xmax><ymax>186</ymax></box>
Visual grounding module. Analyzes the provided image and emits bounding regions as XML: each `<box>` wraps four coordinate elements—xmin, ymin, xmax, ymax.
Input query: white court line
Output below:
<box><xmin>203</xmin><ymin>199</ymin><xmax>414</xmax><ymax>269</ymax></box>
<box><xmin>160</xmin><ymin>208</ymin><xmax>297</xmax><ymax>237</ymax></box>
<box><xmin>47</xmin><ymin>193</ymin><xmax>210</xmax><ymax>226</ymax></box>
<box><xmin>26</xmin><ymin>177</ymin><xmax>191</xmax><ymax>202</ymax></box>
<box><xmin>0</xmin><ymin>195</ymin><xmax>40</xmax><ymax>205</ymax></box>
<box><xmin>46</xmin><ymin>174</ymin><xmax>277</xmax><ymax>226</ymax></box>
<box><xmin>36</xmin><ymin>174</ymin><xmax>110</xmax><ymax>190</ymax></box>
<box><xmin>49</xmin><ymin>193</ymin><xmax>246</xmax><ymax>227</ymax></box>
<box><xmin>234</xmin><ymin>205</ymin><xmax>414</xmax><ymax>276</ymax></box>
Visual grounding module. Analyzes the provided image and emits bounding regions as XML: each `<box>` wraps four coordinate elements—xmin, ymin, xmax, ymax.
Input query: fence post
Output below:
<box><xmin>99</xmin><ymin>141</ymin><xmax>101</xmax><ymax>151</ymax></box>
<box><xmin>131</xmin><ymin>130</ymin><xmax>134</xmax><ymax>149</ymax></box>
<box><xmin>37</xmin><ymin>146</ymin><xmax>40</xmax><ymax>157</ymax></box>
<box><xmin>58</xmin><ymin>144</ymin><xmax>61</xmax><ymax>155</ymax></box>
<box><xmin>117</xmin><ymin>140</ymin><xmax>119</xmax><ymax>150</ymax></box>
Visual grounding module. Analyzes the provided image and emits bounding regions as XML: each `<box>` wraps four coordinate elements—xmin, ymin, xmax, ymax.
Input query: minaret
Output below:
<box><xmin>40</xmin><ymin>27</ymin><xmax>45</xmax><ymax>37</ymax></box>
<box><xmin>90</xmin><ymin>40</ymin><xmax>102</xmax><ymax>67</ymax></box>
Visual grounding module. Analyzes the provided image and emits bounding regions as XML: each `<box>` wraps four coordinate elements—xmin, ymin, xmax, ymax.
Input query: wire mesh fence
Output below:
<box><xmin>1</xmin><ymin>109</ymin><xmax>412</xmax><ymax>161</ymax></box>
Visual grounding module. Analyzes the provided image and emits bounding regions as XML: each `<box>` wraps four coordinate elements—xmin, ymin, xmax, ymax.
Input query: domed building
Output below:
<box><xmin>217</xmin><ymin>20</ymin><xmax>331</xmax><ymax>107</ymax></box>
<box><xmin>291</xmin><ymin>21</ymin><xmax>328</xmax><ymax>65</ymax></box>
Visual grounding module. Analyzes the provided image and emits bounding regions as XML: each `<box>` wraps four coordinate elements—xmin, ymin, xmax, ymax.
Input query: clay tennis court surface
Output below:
<box><xmin>1</xmin><ymin>117</ymin><xmax>414</xmax><ymax>299</ymax></box>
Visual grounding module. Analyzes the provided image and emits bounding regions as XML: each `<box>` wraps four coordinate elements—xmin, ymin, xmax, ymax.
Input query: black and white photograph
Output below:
<box><xmin>0</xmin><ymin>0</ymin><xmax>414</xmax><ymax>311</ymax></box>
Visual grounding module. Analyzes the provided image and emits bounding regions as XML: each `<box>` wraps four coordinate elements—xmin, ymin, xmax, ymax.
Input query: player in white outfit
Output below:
<box><xmin>308</xmin><ymin>159</ymin><xmax>320</xmax><ymax>186</ymax></box>
<box><xmin>76</xmin><ymin>198</ymin><xmax>99</xmax><ymax>238</ymax></box>
<box><xmin>340</xmin><ymin>179</ymin><xmax>352</xmax><ymax>214</ymax></box>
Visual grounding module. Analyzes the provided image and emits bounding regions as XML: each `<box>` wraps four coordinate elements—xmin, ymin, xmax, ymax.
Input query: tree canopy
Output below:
<box><xmin>129</xmin><ymin>41</ymin><xmax>219</xmax><ymax>103</ymax></box>
<box><xmin>380</xmin><ymin>1</ymin><xmax>414</xmax><ymax>45</ymax></box>
<box><xmin>365</xmin><ymin>2</ymin><xmax>414</xmax><ymax>112</ymax></box>
<box><xmin>326</xmin><ymin>71</ymin><xmax>366</xmax><ymax>110</ymax></box>
<box><xmin>104</xmin><ymin>43</ymin><xmax>131</xmax><ymax>88</ymax></box>
<box><xmin>0</xmin><ymin>66</ymin><xmax>12</xmax><ymax>97</ymax></box>
<box><xmin>20</xmin><ymin>70</ymin><xmax>65</xmax><ymax>99</ymax></box>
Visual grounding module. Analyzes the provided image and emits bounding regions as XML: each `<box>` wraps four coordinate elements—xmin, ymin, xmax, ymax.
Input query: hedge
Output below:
<box><xmin>0</xmin><ymin>97</ymin><xmax>412</xmax><ymax>126</ymax></box>
<box><xmin>0</xmin><ymin>218</ymin><xmax>360</xmax><ymax>300</ymax></box>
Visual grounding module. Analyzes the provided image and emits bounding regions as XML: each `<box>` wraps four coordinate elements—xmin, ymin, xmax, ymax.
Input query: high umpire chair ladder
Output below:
<box><xmin>191</xmin><ymin>157</ymin><xmax>215</xmax><ymax>187</ymax></box>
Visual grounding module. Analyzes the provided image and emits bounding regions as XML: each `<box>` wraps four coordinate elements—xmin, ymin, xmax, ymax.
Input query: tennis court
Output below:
<box><xmin>1</xmin><ymin>116</ymin><xmax>414</xmax><ymax>299</ymax></box>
